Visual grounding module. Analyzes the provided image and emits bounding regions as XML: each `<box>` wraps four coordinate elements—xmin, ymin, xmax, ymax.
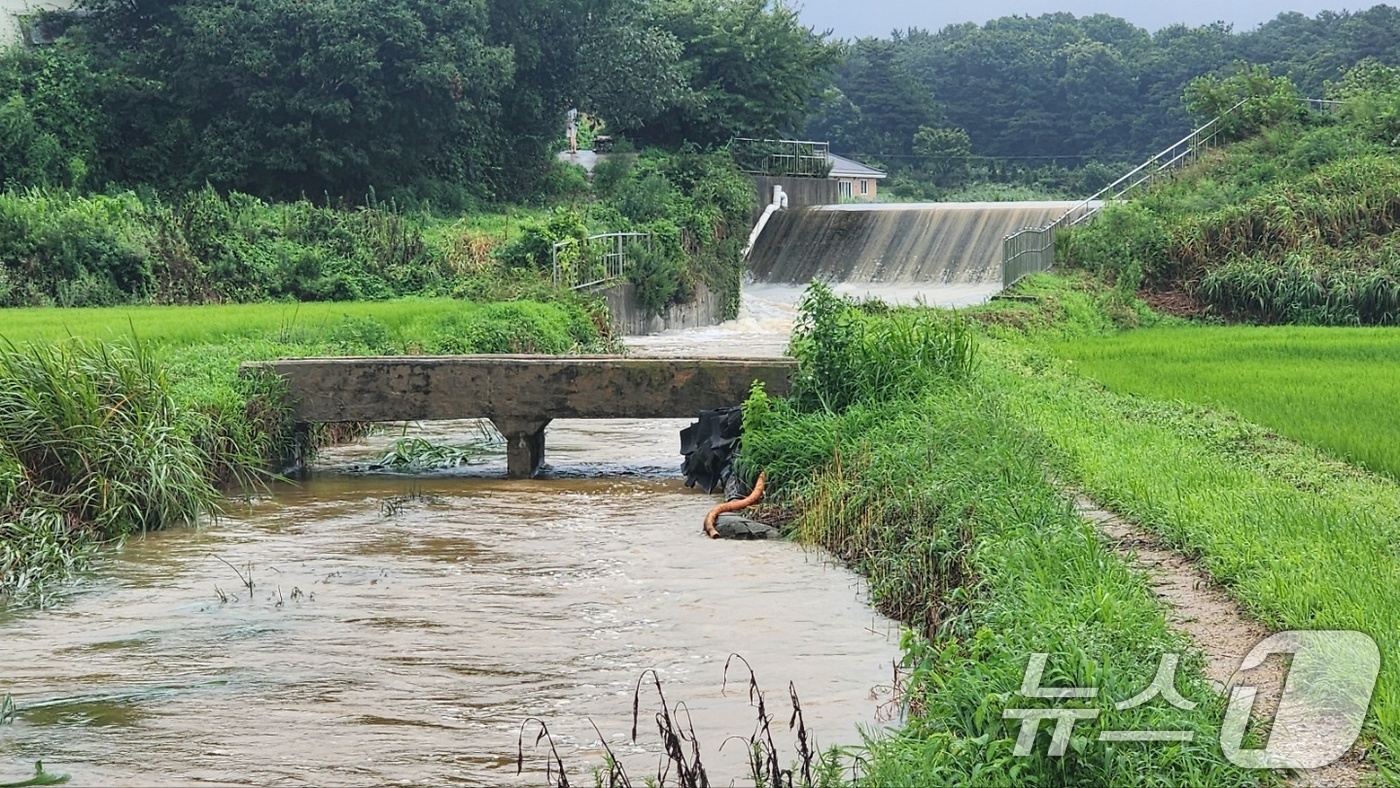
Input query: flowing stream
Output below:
<box><xmin>0</xmin><ymin>282</ymin><xmax>996</xmax><ymax>786</ymax></box>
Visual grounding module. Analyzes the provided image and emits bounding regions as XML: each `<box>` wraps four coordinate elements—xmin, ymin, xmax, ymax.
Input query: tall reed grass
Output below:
<box><xmin>0</xmin><ymin>340</ymin><xmax>226</xmax><ymax>602</ymax></box>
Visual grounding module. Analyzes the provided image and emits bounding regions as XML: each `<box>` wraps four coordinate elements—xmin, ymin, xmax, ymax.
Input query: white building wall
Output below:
<box><xmin>1</xmin><ymin>0</ymin><xmax>74</xmax><ymax>45</ymax></box>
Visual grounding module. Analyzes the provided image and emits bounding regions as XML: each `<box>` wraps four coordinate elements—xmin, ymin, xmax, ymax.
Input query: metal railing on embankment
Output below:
<box><xmin>1001</xmin><ymin>98</ymin><xmax>1255</xmax><ymax>289</ymax></box>
<box><xmin>552</xmin><ymin>232</ymin><xmax>651</xmax><ymax>290</ymax></box>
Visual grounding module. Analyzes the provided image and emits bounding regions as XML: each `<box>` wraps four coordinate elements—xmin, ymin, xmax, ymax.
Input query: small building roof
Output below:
<box><xmin>827</xmin><ymin>153</ymin><xmax>886</xmax><ymax>179</ymax></box>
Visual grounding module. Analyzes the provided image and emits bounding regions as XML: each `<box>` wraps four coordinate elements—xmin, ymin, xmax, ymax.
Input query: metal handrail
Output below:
<box><xmin>999</xmin><ymin>95</ymin><xmax>1354</xmax><ymax>287</ymax></box>
<box><xmin>1000</xmin><ymin>97</ymin><xmax>1255</xmax><ymax>288</ymax></box>
<box><xmin>730</xmin><ymin>138</ymin><xmax>832</xmax><ymax>177</ymax></box>
<box><xmin>552</xmin><ymin>232</ymin><xmax>652</xmax><ymax>290</ymax></box>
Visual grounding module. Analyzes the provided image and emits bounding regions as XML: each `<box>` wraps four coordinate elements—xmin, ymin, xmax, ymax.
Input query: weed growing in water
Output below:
<box><xmin>375</xmin><ymin>428</ymin><xmax>501</xmax><ymax>472</ymax></box>
<box><xmin>0</xmin><ymin>761</ymin><xmax>70</xmax><ymax>787</ymax></box>
<box><xmin>519</xmin><ymin>658</ymin><xmax>847</xmax><ymax>788</ymax></box>
<box><xmin>379</xmin><ymin>490</ymin><xmax>447</xmax><ymax>518</ymax></box>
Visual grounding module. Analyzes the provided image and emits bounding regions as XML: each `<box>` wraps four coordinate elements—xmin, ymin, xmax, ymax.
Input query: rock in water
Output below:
<box><xmin>714</xmin><ymin>513</ymin><xmax>781</xmax><ymax>540</ymax></box>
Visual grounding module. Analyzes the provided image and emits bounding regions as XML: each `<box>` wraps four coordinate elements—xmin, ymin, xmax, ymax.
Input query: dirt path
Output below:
<box><xmin>1074</xmin><ymin>496</ymin><xmax>1373</xmax><ymax>787</ymax></box>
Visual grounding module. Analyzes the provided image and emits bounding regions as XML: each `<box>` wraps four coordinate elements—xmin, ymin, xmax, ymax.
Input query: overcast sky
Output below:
<box><xmin>794</xmin><ymin>0</ymin><xmax>1372</xmax><ymax>37</ymax></box>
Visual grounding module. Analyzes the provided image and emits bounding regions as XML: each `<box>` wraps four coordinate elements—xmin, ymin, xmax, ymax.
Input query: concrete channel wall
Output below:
<box><xmin>604</xmin><ymin>281</ymin><xmax>728</xmax><ymax>337</ymax></box>
<box><xmin>749</xmin><ymin>176</ymin><xmax>840</xmax><ymax>224</ymax></box>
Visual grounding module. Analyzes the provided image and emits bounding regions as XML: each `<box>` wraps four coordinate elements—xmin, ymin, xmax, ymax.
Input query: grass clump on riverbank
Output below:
<box><xmin>738</xmin><ymin>284</ymin><xmax>1258</xmax><ymax>785</ymax></box>
<box><xmin>0</xmin><ymin>341</ymin><xmax>227</xmax><ymax>604</ymax></box>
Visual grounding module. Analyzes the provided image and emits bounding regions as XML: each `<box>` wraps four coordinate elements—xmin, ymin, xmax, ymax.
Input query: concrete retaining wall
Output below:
<box><xmin>604</xmin><ymin>281</ymin><xmax>728</xmax><ymax>336</ymax></box>
<box><xmin>750</xmin><ymin>176</ymin><xmax>839</xmax><ymax>223</ymax></box>
<box><xmin>2</xmin><ymin>0</ymin><xmax>73</xmax><ymax>43</ymax></box>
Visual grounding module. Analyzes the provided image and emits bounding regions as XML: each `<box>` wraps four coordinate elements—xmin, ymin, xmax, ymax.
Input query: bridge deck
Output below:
<box><xmin>241</xmin><ymin>355</ymin><xmax>795</xmax><ymax>478</ymax></box>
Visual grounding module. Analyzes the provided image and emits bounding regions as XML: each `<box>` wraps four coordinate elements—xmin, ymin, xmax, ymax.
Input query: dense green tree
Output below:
<box><xmin>912</xmin><ymin>125</ymin><xmax>971</xmax><ymax>187</ymax></box>
<box><xmin>0</xmin><ymin>43</ymin><xmax>106</xmax><ymax>189</ymax></box>
<box><xmin>14</xmin><ymin>0</ymin><xmax>1400</xmax><ymax>203</ymax></box>
<box><xmin>77</xmin><ymin>0</ymin><xmax>514</xmax><ymax>199</ymax></box>
<box><xmin>630</xmin><ymin>0</ymin><xmax>841</xmax><ymax>145</ymax></box>
<box><xmin>815</xmin><ymin>4</ymin><xmax>1400</xmax><ymax>191</ymax></box>
<box><xmin>806</xmin><ymin>37</ymin><xmax>941</xmax><ymax>159</ymax></box>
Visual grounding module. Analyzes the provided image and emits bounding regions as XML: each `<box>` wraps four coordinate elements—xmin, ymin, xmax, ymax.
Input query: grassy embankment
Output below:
<box><xmin>1058</xmin><ymin>63</ymin><xmax>1400</xmax><ymax>325</ymax></box>
<box><xmin>737</xmin><ymin>284</ymin><xmax>1261</xmax><ymax>786</ymax></box>
<box><xmin>990</xmin><ymin>275</ymin><xmax>1400</xmax><ymax>778</ymax></box>
<box><xmin>739</xmin><ymin>275</ymin><xmax>1400</xmax><ymax>783</ymax></box>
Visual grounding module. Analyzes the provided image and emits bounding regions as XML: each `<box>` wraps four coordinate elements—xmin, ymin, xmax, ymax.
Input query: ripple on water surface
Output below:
<box><xmin>0</xmin><ymin>475</ymin><xmax>902</xmax><ymax>786</ymax></box>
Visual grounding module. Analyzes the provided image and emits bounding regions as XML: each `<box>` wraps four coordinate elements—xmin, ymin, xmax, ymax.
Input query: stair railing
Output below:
<box><xmin>1000</xmin><ymin>97</ymin><xmax>1253</xmax><ymax>288</ymax></box>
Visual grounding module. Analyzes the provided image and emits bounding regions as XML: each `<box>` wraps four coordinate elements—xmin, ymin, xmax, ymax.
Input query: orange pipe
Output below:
<box><xmin>704</xmin><ymin>472</ymin><xmax>766</xmax><ymax>539</ymax></box>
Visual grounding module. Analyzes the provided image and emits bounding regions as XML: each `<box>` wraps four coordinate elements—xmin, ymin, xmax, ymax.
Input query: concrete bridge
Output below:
<box><xmin>243</xmin><ymin>355</ymin><xmax>795</xmax><ymax>478</ymax></box>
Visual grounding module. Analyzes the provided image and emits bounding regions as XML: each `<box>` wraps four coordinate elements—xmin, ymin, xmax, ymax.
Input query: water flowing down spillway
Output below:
<box><xmin>748</xmin><ymin>201</ymin><xmax>1082</xmax><ymax>285</ymax></box>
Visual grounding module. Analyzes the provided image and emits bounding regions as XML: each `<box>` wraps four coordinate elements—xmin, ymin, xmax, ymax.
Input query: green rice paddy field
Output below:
<box><xmin>1054</xmin><ymin>325</ymin><xmax>1400</xmax><ymax>479</ymax></box>
<box><xmin>0</xmin><ymin>298</ymin><xmax>604</xmax><ymax>357</ymax></box>
<box><xmin>0</xmin><ymin>300</ymin><xmax>502</xmax><ymax>346</ymax></box>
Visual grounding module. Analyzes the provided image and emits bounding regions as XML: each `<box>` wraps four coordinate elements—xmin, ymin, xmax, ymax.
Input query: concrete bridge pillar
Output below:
<box><xmin>492</xmin><ymin>418</ymin><xmax>552</xmax><ymax>479</ymax></box>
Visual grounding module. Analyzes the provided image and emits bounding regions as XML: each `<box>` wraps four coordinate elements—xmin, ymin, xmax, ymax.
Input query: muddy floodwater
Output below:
<box><xmin>0</xmin><ymin>283</ymin><xmax>995</xmax><ymax>786</ymax></box>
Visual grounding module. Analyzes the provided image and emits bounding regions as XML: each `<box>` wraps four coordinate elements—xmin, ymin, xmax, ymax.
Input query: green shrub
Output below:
<box><xmin>786</xmin><ymin>282</ymin><xmax>977</xmax><ymax>413</ymax></box>
<box><xmin>590</xmin><ymin>154</ymin><xmax>635</xmax><ymax>197</ymax></box>
<box><xmin>493</xmin><ymin>208</ymin><xmax>588</xmax><ymax>271</ymax></box>
<box><xmin>616</xmin><ymin>172</ymin><xmax>676</xmax><ymax>223</ymax></box>
<box><xmin>1059</xmin><ymin>202</ymin><xmax>1170</xmax><ymax>289</ymax></box>
<box><xmin>627</xmin><ymin>241</ymin><xmax>682</xmax><ymax>318</ymax></box>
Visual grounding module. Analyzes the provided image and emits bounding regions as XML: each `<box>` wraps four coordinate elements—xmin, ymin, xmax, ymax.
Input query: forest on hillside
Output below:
<box><xmin>4</xmin><ymin>0</ymin><xmax>1400</xmax><ymax>204</ymax></box>
<box><xmin>0</xmin><ymin>0</ymin><xmax>836</xmax><ymax>203</ymax></box>
<box><xmin>806</xmin><ymin>5</ymin><xmax>1400</xmax><ymax>197</ymax></box>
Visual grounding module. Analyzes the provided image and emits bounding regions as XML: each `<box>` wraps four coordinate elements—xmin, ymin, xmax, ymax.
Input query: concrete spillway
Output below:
<box><xmin>747</xmin><ymin>201</ymin><xmax>1081</xmax><ymax>285</ymax></box>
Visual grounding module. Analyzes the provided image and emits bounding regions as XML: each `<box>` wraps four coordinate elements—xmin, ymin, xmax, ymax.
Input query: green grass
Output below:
<box><xmin>990</xmin><ymin>342</ymin><xmax>1400</xmax><ymax>778</ymax></box>
<box><xmin>1054</xmin><ymin>324</ymin><xmax>1400</xmax><ymax>479</ymax></box>
<box><xmin>738</xmin><ymin>289</ymin><xmax>1260</xmax><ymax>785</ymax></box>
<box><xmin>0</xmin><ymin>298</ymin><xmax>563</xmax><ymax>348</ymax></box>
<box><xmin>746</xmin><ymin>384</ymin><xmax>1258</xmax><ymax>786</ymax></box>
